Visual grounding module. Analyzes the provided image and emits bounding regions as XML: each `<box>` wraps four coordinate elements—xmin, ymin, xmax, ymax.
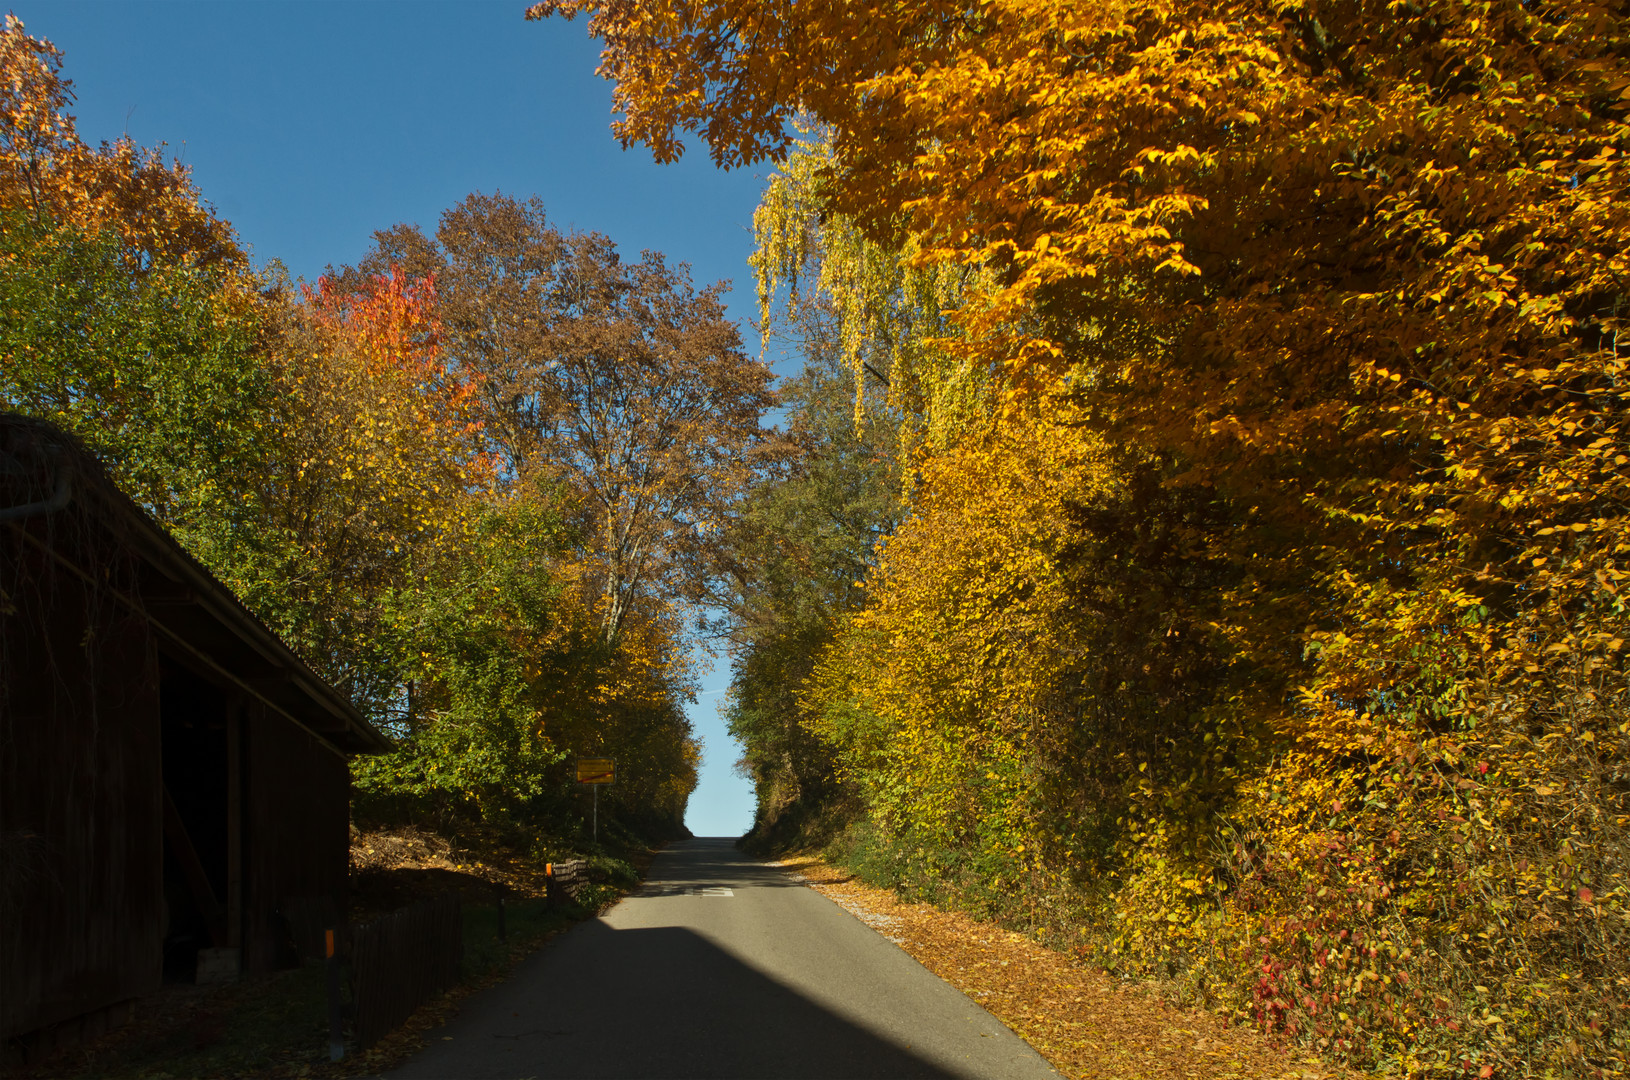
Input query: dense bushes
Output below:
<box><xmin>787</xmin><ymin>388</ymin><xmax>1630</xmax><ymax>1073</ymax></box>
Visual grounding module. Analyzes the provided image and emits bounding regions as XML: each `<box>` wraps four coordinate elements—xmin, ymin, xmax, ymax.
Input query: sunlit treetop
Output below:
<box><xmin>0</xmin><ymin>15</ymin><xmax>241</xmax><ymax>270</ymax></box>
<box><xmin>530</xmin><ymin>0</ymin><xmax>1630</xmax><ymax>402</ymax></box>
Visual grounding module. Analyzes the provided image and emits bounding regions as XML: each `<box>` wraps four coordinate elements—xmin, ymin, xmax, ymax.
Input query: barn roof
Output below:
<box><xmin>1</xmin><ymin>414</ymin><xmax>393</xmax><ymax>756</ymax></box>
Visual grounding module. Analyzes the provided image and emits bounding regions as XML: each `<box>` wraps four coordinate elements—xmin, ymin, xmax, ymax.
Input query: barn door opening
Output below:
<box><xmin>158</xmin><ymin>659</ymin><xmax>232</xmax><ymax>982</ymax></box>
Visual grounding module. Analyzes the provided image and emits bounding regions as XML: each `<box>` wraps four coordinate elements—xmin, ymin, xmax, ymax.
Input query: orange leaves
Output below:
<box><xmin>302</xmin><ymin>268</ymin><xmax>483</xmax><ymax>447</ymax></box>
<box><xmin>305</xmin><ymin>267</ymin><xmax>442</xmax><ymax>371</ymax></box>
<box><xmin>0</xmin><ymin>16</ymin><xmax>240</xmax><ymax>269</ymax></box>
<box><xmin>0</xmin><ymin>14</ymin><xmax>74</xmax><ymax>192</ymax></box>
<box><xmin>264</xmin><ymin>265</ymin><xmax>492</xmax><ymax>605</ymax></box>
<box><xmin>544</xmin><ymin>0</ymin><xmax>1630</xmax><ymax>434</ymax></box>
<box><xmin>69</xmin><ymin>138</ymin><xmax>241</xmax><ymax>270</ymax></box>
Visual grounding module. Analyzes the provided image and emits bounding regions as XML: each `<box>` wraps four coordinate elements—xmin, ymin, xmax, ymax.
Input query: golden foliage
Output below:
<box><xmin>0</xmin><ymin>15</ymin><xmax>239</xmax><ymax>268</ymax></box>
<box><xmin>809</xmin><ymin>398</ymin><xmax>1116</xmax><ymax>864</ymax></box>
<box><xmin>564</xmin><ymin>0</ymin><xmax>1630</xmax><ymax>1070</ymax></box>
<box><xmin>751</xmin><ymin>132</ymin><xmax>991</xmax><ymax>433</ymax></box>
<box><xmin>268</xmin><ymin>269</ymin><xmax>487</xmax><ymax>602</ymax></box>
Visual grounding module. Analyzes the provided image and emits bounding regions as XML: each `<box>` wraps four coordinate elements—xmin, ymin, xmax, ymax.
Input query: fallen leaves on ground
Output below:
<box><xmin>776</xmin><ymin>856</ymin><xmax>1356</xmax><ymax>1080</ymax></box>
<box><xmin>348</xmin><ymin>825</ymin><xmax>555</xmax><ymax>919</ymax></box>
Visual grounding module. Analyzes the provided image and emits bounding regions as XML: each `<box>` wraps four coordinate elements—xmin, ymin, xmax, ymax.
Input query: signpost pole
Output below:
<box><xmin>575</xmin><ymin>758</ymin><xmax>613</xmax><ymax>847</ymax></box>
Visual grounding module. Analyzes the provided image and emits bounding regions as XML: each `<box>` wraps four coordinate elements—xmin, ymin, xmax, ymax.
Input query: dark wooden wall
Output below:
<box><xmin>4</xmin><ymin>419</ymin><xmax>366</xmax><ymax>1046</ymax></box>
<box><xmin>243</xmin><ymin>701</ymin><xmax>351</xmax><ymax>972</ymax></box>
<box><xmin>0</xmin><ymin>519</ymin><xmax>164</xmax><ymax>1041</ymax></box>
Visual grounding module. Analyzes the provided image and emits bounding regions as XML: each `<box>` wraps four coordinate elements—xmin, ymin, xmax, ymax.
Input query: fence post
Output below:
<box><xmin>325</xmin><ymin>928</ymin><xmax>344</xmax><ymax>1062</ymax></box>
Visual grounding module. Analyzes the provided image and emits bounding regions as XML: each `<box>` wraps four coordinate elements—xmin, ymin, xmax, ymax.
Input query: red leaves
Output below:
<box><xmin>302</xmin><ymin>266</ymin><xmax>484</xmax><ymax>443</ymax></box>
<box><xmin>305</xmin><ymin>268</ymin><xmax>441</xmax><ymax>381</ymax></box>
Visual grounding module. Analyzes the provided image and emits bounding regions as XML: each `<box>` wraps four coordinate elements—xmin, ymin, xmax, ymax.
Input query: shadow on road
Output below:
<box><xmin>389</xmin><ymin>919</ymin><xmax>961</xmax><ymax>1079</ymax></box>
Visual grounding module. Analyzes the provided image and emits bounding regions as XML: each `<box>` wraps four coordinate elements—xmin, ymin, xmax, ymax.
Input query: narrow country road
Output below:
<box><xmin>387</xmin><ymin>838</ymin><xmax>1061</xmax><ymax>1079</ymax></box>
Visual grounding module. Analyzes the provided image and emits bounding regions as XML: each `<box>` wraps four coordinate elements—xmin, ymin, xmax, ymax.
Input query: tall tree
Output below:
<box><xmin>245</xmin><ymin>268</ymin><xmax>488</xmax><ymax>707</ymax></box>
<box><xmin>0</xmin><ymin>15</ymin><xmax>264</xmax><ymax>554</ymax></box>
<box><xmin>349</xmin><ymin>193</ymin><xmax>777</xmax><ymax>641</ymax></box>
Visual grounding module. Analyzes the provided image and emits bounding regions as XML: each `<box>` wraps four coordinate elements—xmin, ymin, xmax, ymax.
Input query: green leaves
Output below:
<box><xmin>0</xmin><ymin>210</ymin><xmax>268</xmax><ymax>531</ymax></box>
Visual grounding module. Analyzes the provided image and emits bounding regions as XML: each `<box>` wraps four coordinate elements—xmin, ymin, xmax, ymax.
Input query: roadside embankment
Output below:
<box><xmin>777</xmin><ymin>855</ymin><xmax>1355</xmax><ymax>1080</ymax></box>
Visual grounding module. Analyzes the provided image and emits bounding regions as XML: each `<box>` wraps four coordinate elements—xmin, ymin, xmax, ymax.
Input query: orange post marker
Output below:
<box><xmin>324</xmin><ymin>926</ymin><xmax>343</xmax><ymax>1061</ymax></box>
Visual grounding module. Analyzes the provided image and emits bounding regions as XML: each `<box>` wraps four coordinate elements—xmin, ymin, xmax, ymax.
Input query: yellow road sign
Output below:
<box><xmin>577</xmin><ymin>758</ymin><xmax>615</xmax><ymax>784</ymax></box>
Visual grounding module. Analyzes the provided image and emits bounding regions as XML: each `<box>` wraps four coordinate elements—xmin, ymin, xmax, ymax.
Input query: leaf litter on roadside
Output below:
<box><xmin>777</xmin><ymin>856</ymin><xmax>1354</xmax><ymax>1080</ymax></box>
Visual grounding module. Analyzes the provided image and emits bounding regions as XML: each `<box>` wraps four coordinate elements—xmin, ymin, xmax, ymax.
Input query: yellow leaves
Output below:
<box><xmin>0</xmin><ymin>20</ymin><xmax>240</xmax><ymax>269</ymax></box>
<box><xmin>1133</xmin><ymin>143</ymin><xmax>1214</xmax><ymax>170</ymax></box>
<box><xmin>573</xmin><ymin>0</ymin><xmax>1630</xmax><ymax>1067</ymax></box>
<box><xmin>808</xmin><ymin>399</ymin><xmax>1112</xmax><ymax>832</ymax></box>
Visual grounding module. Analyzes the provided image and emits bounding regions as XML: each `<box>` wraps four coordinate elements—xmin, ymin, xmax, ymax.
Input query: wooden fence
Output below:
<box><xmin>349</xmin><ymin>893</ymin><xmax>462</xmax><ymax>1049</ymax></box>
<box><xmin>545</xmin><ymin>859</ymin><xmax>590</xmax><ymax>904</ymax></box>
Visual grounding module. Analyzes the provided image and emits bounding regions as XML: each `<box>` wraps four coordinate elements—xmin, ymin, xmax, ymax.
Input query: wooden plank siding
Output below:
<box><xmin>350</xmin><ymin>894</ymin><xmax>463</xmax><ymax>1049</ymax></box>
<box><xmin>0</xmin><ymin>513</ymin><xmax>164</xmax><ymax>1040</ymax></box>
<box><xmin>1</xmin><ymin>415</ymin><xmax>391</xmax><ymax>1052</ymax></box>
<box><xmin>243</xmin><ymin>700</ymin><xmax>353</xmax><ymax>972</ymax></box>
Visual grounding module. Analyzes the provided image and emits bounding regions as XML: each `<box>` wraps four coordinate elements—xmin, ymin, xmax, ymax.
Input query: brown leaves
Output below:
<box><xmin>781</xmin><ymin>855</ymin><xmax>1347</xmax><ymax>1080</ymax></box>
<box><xmin>348</xmin><ymin>192</ymin><xmax>777</xmax><ymax>642</ymax></box>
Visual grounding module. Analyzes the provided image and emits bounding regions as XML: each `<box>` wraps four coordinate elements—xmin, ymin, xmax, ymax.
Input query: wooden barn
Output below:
<box><xmin>0</xmin><ymin>415</ymin><xmax>392</xmax><ymax>1056</ymax></box>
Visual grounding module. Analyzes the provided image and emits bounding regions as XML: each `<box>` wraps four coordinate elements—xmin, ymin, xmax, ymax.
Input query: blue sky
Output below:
<box><xmin>22</xmin><ymin>0</ymin><xmax>767</xmax><ymax>837</ymax></box>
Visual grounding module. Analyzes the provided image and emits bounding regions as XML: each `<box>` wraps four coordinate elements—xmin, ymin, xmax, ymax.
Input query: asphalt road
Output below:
<box><xmin>387</xmin><ymin>837</ymin><xmax>1061</xmax><ymax>1079</ymax></box>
